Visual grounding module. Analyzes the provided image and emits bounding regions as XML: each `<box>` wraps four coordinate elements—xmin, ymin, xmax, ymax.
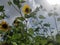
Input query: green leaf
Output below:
<box><xmin>25</xmin><ymin>15</ymin><xmax>31</xmax><ymax>18</ymax></box>
<box><xmin>19</xmin><ymin>0</ymin><xmax>25</xmax><ymax>3</ymax></box>
<box><xmin>35</xmin><ymin>27</ymin><xmax>40</xmax><ymax>32</ymax></box>
<box><xmin>35</xmin><ymin>36</ymin><xmax>41</xmax><ymax>42</ymax></box>
<box><xmin>21</xmin><ymin>43</ymin><xmax>25</xmax><ymax>45</ymax></box>
<box><xmin>39</xmin><ymin>15</ymin><xmax>46</xmax><ymax>19</ymax></box>
<box><xmin>51</xmin><ymin>31</ymin><xmax>54</xmax><ymax>33</ymax></box>
<box><xmin>53</xmin><ymin>12</ymin><xmax>58</xmax><ymax>16</ymax></box>
<box><xmin>28</xmin><ymin>28</ymin><xmax>34</xmax><ymax>35</ymax></box>
<box><xmin>27</xmin><ymin>33</ymin><xmax>33</xmax><ymax>38</ymax></box>
<box><xmin>34</xmin><ymin>36</ymin><xmax>48</xmax><ymax>45</ymax></box>
<box><xmin>56</xmin><ymin>34</ymin><xmax>60</xmax><ymax>43</ymax></box>
<box><xmin>8</xmin><ymin>1</ymin><xmax>12</xmax><ymax>6</ymax></box>
<box><xmin>48</xmin><ymin>12</ymin><xmax>58</xmax><ymax>16</ymax></box>
<box><xmin>0</xmin><ymin>16</ymin><xmax>4</xmax><ymax>19</ymax></box>
<box><xmin>12</xmin><ymin>42</ymin><xmax>17</xmax><ymax>45</ymax></box>
<box><xmin>30</xmin><ymin>12</ymin><xmax>36</xmax><ymax>18</ymax></box>
<box><xmin>35</xmin><ymin>7</ymin><xmax>40</xmax><ymax>12</ymax></box>
<box><xmin>57</xmin><ymin>18</ymin><xmax>60</xmax><ymax>21</ymax></box>
<box><xmin>16</xmin><ymin>17</ymin><xmax>25</xmax><ymax>21</ymax></box>
<box><xmin>25</xmin><ymin>14</ymin><xmax>36</xmax><ymax>18</ymax></box>
<box><xmin>0</xmin><ymin>30</ymin><xmax>3</xmax><ymax>33</ymax></box>
<box><xmin>41</xmin><ymin>38</ymin><xmax>48</xmax><ymax>45</ymax></box>
<box><xmin>13</xmin><ymin>0</ymin><xmax>19</xmax><ymax>5</ymax></box>
<box><xmin>11</xmin><ymin>33</ymin><xmax>21</xmax><ymax>40</ymax></box>
<box><xmin>44</xmin><ymin>23</ymin><xmax>50</xmax><ymax>27</ymax></box>
<box><xmin>13</xmin><ymin>0</ymin><xmax>21</xmax><ymax>8</ymax></box>
<box><xmin>0</xmin><ymin>12</ymin><xmax>7</xmax><ymax>19</ymax></box>
<box><xmin>40</xmin><ymin>5</ymin><xmax>43</xmax><ymax>9</ymax></box>
<box><xmin>0</xmin><ymin>6</ymin><xmax>4</xmax><ymax>12</ymax></box>
<box><xmin>48</xmin><ymin>12</ymin><xmax>53</xmax><ymax>16</ymax></box>
<box><xmin>46</xmin><ymin>42</ymin><xmax>54</xmax><ymax>45</ymax></box>
<box><xmin>19</xmin><ymin>22</ymin><xmax>25</xmax><ymax>27</ymax></box>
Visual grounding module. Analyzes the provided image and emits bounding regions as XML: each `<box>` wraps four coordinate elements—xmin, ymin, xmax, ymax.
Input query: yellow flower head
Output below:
<box><xmin>22</xmin><ymin>4</ymin><xmax>31</xmax><ymax>15</ymax></box>
<box><xmin>0</xmin><ymin>20</ymin><xmax>9</xmax><ymax>32</ymax></box>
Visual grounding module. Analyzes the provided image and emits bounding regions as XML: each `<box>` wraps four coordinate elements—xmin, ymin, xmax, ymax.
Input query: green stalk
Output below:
<box><xmin>53</xmin><ymin>6</ymin><xmax>59</xmax><ymax>34</ymax></box>
<box><xmin>25</xmin><ymin>19</ymin><xmax>28</xmax><ymax>45</ymax></box>
<box><xmin>9</xmin><ymin>0</ymin><xmax>23</xmax><ymax>17</ymax></box>
<box><xmin>53</xmin><ymin>15</ymin><xmax>58</xmax><ymax>33</ymax></box>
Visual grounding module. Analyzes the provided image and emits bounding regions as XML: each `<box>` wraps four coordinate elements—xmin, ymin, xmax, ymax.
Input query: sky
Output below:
<box><xmin>0</xmin><ymin>0</ymin><xmax>60</xmax><ymax>37</ymax></box>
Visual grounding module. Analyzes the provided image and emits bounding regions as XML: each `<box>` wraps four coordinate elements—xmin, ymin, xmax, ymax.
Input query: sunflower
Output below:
<box><xmin>13</xmin><ymin>19</ymin><xmax>20</xmax><ymax>26</ymax></box>
<box><xmin>0</xmin><ymin>20</ymin><xmax>10</xmax><ymax>32</ymax></box>
<box><xmin>22</xmin><ymin>4</ymin><xmax>31</xmax><ymax>15</ymax></box>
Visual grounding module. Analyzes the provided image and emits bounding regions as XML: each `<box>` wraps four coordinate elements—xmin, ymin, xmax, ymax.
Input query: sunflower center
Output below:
<box><xmin>25</xmin><ymin>8</ymin><xmax>30</xmax><ymax>13</ymax></box>
<box><xmin>2</xmin><ymin>24</ymin><xmax>8</xmax><ymax>29</ymax></box>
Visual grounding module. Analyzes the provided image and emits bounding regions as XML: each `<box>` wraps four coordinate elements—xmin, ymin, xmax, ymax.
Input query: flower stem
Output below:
<box><xmin>9</xmin><ymin>0</ymin><xmax>23</xmax><ymax>17</ymax></box>
<box><xmin>53</xmin><ymin>15</ymin><xmax>58</xmax><ymax>33</ymax></box>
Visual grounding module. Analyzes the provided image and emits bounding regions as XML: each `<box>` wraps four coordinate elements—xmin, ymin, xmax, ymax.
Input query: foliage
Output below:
<box><xmin>0</xmin><ymin>0</ymin><xmax>60</xmax><ymax>45</ymax></box>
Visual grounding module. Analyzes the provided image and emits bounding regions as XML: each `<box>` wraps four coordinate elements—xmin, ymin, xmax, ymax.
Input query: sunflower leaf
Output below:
<box><xmin>16</xmin><ymin>17</ymin><xmax>25</xmax><ymax>21</ymax></box>
<box><xmin>48</xmin><ymin>12</ymin><xmax>53</xmax><ymax>17</ymax></box>
<box><xmin>13</xmin><ymin>0</ymin><xmax>19</xmax><ymax>5</ymax></box>
<box><xmin>39</xmin><ymin>15</ymin><xmax>46</xmax><ymax>19</ymax></box>
<box><xmin>13</xmin><ymin>0</ymin><xmax>21</xmax><ymax>8</ymax></box>
<box><xmin>43</xmin><ymin>23</ymin><xmax>50</xmax><ymax>27</ymax></box>
<box><xmin>56</xmin><ymin>34</ymin><xmax>60</xmax><ymax>43</ymax></box>
<box><xmin>28</xmin><ymin>28</ymin><xmax>34</xmax><ymax>35</ymax></box>
<box><xmin>0</xmin><ymin>6</ymin><xmax>4</xmax><ymax>12</ymax></box>
<box><xmin>19</xmin><ymin>0</ymin><xmax>25</xmax><ymax>3</ymax></box>
<box><xmin>8</xmin><ymin>1</ymin><xmax>12</xmax><ymax>6</ymax></box>
<box><xmin>57</xmin><ymin>17</ymin><xmax>60</xmax><ymax>21</ymax></box>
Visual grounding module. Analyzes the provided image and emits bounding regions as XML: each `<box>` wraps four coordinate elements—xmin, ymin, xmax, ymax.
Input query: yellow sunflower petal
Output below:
<box><xmin>22</xmin><ymin>4</ymin><xmax>31</xmax><ymax>14</ymax></box>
